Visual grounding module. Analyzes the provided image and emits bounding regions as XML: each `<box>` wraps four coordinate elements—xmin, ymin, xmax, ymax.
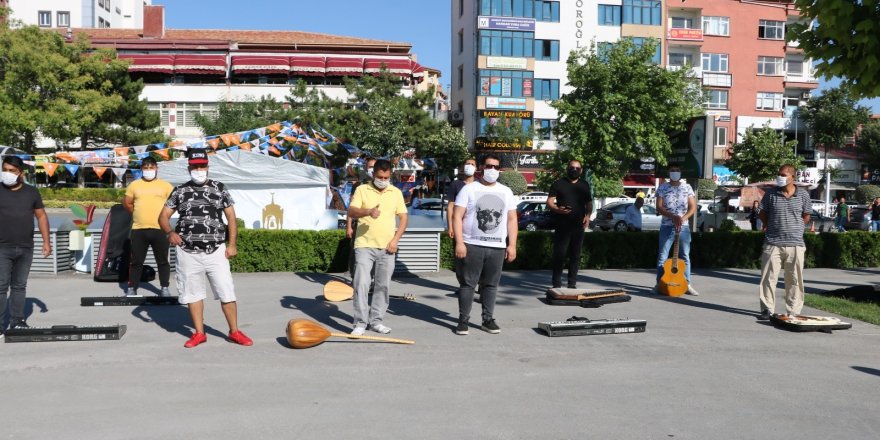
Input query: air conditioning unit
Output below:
<box><xmin>801</xmin><ymin>91</ymin><xmax>811</xmax><ymax>99</ymax></box>
<box><xmin>449</xmin><ymin>111</ymin><xmax>465</xmax><ymax>127</ymax></box>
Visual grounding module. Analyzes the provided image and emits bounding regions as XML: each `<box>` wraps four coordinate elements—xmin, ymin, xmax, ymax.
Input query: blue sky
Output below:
<box><xmin>155</xmin><ymin>0</ymin><xmax>878</xmax><ymax>113</ymax></box>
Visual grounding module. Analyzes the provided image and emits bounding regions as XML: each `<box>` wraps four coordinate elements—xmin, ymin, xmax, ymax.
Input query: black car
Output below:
<box><xmin>806</xmin><ymin>209</ymin><xmax>836</xmax><ymax>232</ymax></box>
<box><xmin>845</xmin><ymin>207</ymin><xmax>871</xmax><ymax>231</ymax></box>
<box><xmin>517</xmin><ymin>201</ymin><xmax>553</xmax><ymax>231</ymax></box>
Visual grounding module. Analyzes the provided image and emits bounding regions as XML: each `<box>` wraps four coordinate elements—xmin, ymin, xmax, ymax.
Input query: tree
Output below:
<box><xmin>788</xmin><ymin>1</ymin><xmax>880</xmax><ymax>98</ymax></box>
<box><xmin>591</xmin><ymin>175</ymin><xmax>624</xmax><ymax>198</ymax></box>
<box><xmin>856</xmin><ymin>121</ymin><xmax>880</xmax><ymax>171</ymax></box>
<box><xmin>419</xmin><ymin>122</ymin><xmax>469</xmax><ymax>179</ymax></box>
<box><xmin>697</xmin><ymin>179</ymin><xmax>717</xmax><ymax>200</ymax></box>
<box><xmin>855</xmin><ymin>184</ymin><xmax>880</xmax><ymax>205</ymax></box>
<box><xmin>552</xmin><ymin>38</ymin><xmax>703</xmax><ymax>179</ymax></box>
<box><xmin>497</xmin><ymin>170</ymin><xmax>527</xmax><ymax>195</ymax></box>
<box><xmin>195</xmin><ymin>95</ymin><xmax>291</xmax><ymax>135</ymax></box>
<box><xmin>726</xmin><ymin>124</ymin><xmax>800</xmax><ymax>182</ymax></box>
<box><xmin>480</xmin><ymin>113</ymin><xmax>539</xmax><ymax>170</ymax></box>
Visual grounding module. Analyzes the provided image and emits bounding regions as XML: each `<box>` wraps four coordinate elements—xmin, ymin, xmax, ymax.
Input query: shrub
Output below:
<box><xmin>497</xmin><ymin>170</ymin><xmax>527</xmax><ymax>194</ymax></box>
<box><xmin>697</xmin><ymin>179</ymin><xmax>717</xmax><ymax>200</ymax></box>
<box><xmin>39</xmin><ymin>188</ymin><xmax>126</xmax><ymax>203</ymax></box>
<box><xmin>855</xmin><ymin>184</ymin><xmax>880</xmax><ymax>204</ymax></box>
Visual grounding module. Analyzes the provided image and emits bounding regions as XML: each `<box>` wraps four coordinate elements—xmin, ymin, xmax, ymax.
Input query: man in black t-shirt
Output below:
<box><xmin>0</xmin><ymin>156</ymin><xmax>51</xmax><ymax>334</ymax></box>
<box><xmin>547</xmin><ymin>159</ymin><xmax>593</xmax><ymax>288</ymax></box>
<box><xmin>446</xmin><ymin>158</ymin><xmax>477</xmax><ymax>290</ymax></box>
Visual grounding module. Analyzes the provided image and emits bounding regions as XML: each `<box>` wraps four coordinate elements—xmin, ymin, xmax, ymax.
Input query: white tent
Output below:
<box><xmin>159</xmin><ymin>150</ymin><xmax>336</xmax><ymax>230</ymax></box>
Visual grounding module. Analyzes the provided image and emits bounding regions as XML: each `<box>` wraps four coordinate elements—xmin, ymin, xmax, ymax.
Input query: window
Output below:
<box><xmin>479</xmin><ymin>30</ymin><xmax>534</xmax><ymax>57</ymax></box>
<box><xmin>631</xmin><ymin>37</ymin><xmax>661</xmax><ymax>64</ymax></box>
<box><xmin>478</xmin><ymin>70</ymin><xmax>534</xmax><ymax>98</ymax></box>
<box><xmin>176</xmin><ymin>103</ymin><xmax>218</xmax><ymax>128</ymax></box>
<box><xmin>534</xmin><ymin>39</ymin><xmax>560</xmax><ymax>61</ymax></box>
<box><xmin>758</xmin><ymin>19</ymin><xmax>785</xmax><ymax>39</ymax></box>
<box><xmin>533</xmin><ymin>79</ymin><xmax>559</xmax><ymax>101</ymax></box>
<box><xmin>598</xmin><ymin>5</ymin><xmax>621</xmax><ymax>26</ymax></box>
<box><xmin>57</xmin><ymin>11</ymin><xmax>70</xmax><ymax>27</ymax></box>
<box><xmin>479</xmin><ymin>116</ymin><xmax>533</xmax><ymax>135</ymax></box>
<box><xmin>622</xmin><ymin>1</ymin><xmax>661</xmax><ymax>26</ymax></box>
<box><xmin>670</xmin><ymin>17</ymin><xmax>694</xmax><ymax>29</ymax></box>
<box><xmin>98</xmin><ymin>0</ymin><xmax>105</xmax><ymax>8</ymax></box>
<box><xmin>787</xmin><ymin>59</ymin><xmax>804</xmax><ymax>76</ymax></box>
<box><xmin>480</xmin><ymin>0</ymin><xmax>539</xmax><ymax>18</ymax></box>
<box><xmin>714</xmin><ymin>126</ymin><xmax>728</xmax><ymax>147</ymax></box>
<box><xmin>702</xmin><ymin>16</ymin><xmax>730</xmax><ymax>36</ymax></box>
<box><xmin>757</xmin><ymin>56</ymin><xmax>784</xmax><ymax>75</ymax></box>
<box><xmin>104</xmin><ymin>0</ymin><xmax>112</xmax><ymax>12</ymax></box>
<box><xmin>536</xmin><ymin>119</ymin><xmax>557</xmax><ymax>140</ymax></box>
<box><xmin>534</xmin><ymin>1</ymin><xmax>560</xmax><ymax>22</ymax></box>
<box><xmin>148</xmin><ymin>103</ymin><xmax>171</xmax><ymax>127</ymax></box>
<box><xmin>458</xmin><ymin>29</ymin><xmax>464</xmax><ymax>54</ymax></box>
<box><xmin>705</xmin><ymin>90</ymin><xmax>728</xmax><ymax>109</ymax></box>
<box><xmin>459</xmin><ymin>0</ymin><xmax>464</xmax><ymax>17</ymax></box>
<box><xmin>457</xmin><ymin>65</ymin><xmax>463</xmax><ymax>89</ymax></box>
<box><xmin>756</xmin><ymin>92</ymin><xmax>783</xmax><ymax>111</ymax></box>
<box><xmin>701</xmin><ymin>53</ymin><xmax>729</xmax><ymax>72</ymax></box>
<box><xmin>668</xmin><ymin>53</ymin><xmax>693</xmax><ymax>67</ymax></box>
<box><xmin>38</xmin><ymin>11</ymin><xmax>51</xmax><ymax>27</ymax></box>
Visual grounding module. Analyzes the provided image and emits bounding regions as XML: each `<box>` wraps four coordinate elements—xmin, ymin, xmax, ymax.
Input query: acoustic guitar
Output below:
<box><xmin>658</xmin><ymin>229</ymin><xmax>688</xmax><ymax>297</ymax></box>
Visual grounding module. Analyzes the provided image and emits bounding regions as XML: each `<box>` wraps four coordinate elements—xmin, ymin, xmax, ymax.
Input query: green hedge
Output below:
<box><xmin>227</xmin><ymin>230</ymin><xmax>880</xmax><ymax>273</ymax></box>
<box><xmin>39</xmin><ymin>188</ymin><xmax>126</xmax><ymax>203</ymax></box>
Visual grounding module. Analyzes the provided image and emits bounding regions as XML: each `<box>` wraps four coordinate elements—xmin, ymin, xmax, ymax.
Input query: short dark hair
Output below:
<box><xmin>481</xmin><ymin>153</ymin><xmax>501</xmax><ymax>166</ymax></box>
<box><xmin>141</xmin><ymin>156</ymin><xmax>158</xmax><ymax>167</ymax></box>
<box><xmin>2</xmin><ymin>156</ymin><xmax>24</xmax><ymax>171</ymax></box>
<box><xmin>779</xmin><ymin>164</ymin><xmax>796</xmax><ymax>176</ymax></box>
<box><xmin>568</xmin><ymin>159</ymin><xmax>582</xmax><ymax>167</ymax></box>
<box><xmin>463</xmin><ymin>157</ymin><xmax>477</xmax><ymax>165</ymax></box>
<box><xmin>373</xmin><ymin>159</ymin><xmax>392</xmax><ymax>173</ymax></box>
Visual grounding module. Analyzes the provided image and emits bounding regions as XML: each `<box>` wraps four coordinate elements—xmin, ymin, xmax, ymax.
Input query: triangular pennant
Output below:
<box><xmin>64</xmin><ymin>164</ymin><xmax>80</xmax><ymax>176</ymax></box>
<box><xmin>227</xmin><ymin>146</ymin><xmax>240</xmax><ymax>152</ymax></box>
<box><xmin>255</xmin><ymin>127</ymin><xmax>266</xmax><ymax>138</ymax></box>
<box><xmin>266</xmin><ymin>123</ymin><xmax>282</xmax><ymax>133</ymax></box>
<box><xmin>133</xmin><ymin>145</ymin><xmax>148</xmax><ymax>154</ymax></box>
<box><xmin>154</xmin><ymin>149</ymin><xmax>169</xmax><ymax>160</ymax></box>
<box><xmin>114</xmin><ymin>147</ymin><xmax>130</xmax><ymax>158</ymax></box>
<box><xmin>131</xmin><ymin>169</ymin><xmax>143</xmax><ymax>180</ymax></box>
<box><xmin>93</xmin><ymin>167</ymin><xmax>107</xmax><ymax>179</ymax></box>
<box><xmin>220</xmin><ymin>133</ymin><xmax>240</xmax><ymax>147</ymax></box>
<box><xmin>238</xmin><ymin>143</ymin><xmax>252</xmax><ymax>152</ymax></box>
<box><xmin>43</xmin><ymin>162</ymin><xmax>59</xmax><ymax>177</ymax></box>
<box><xmin>136</xmin><ymin>152</ymin><xmax>150</xmax><ymax>160</ymax></box>
<box><xmin>269</xmin><ymin>146</ymin><xmax>281</xmax><ymax>156</ymax></box>
<box><xmin>207</xmin><ymin>138</ymin><xmax>221</xmax><ymax>150</ymax></box>
<box><xmin>111</xmin><ymin>168</ymin><xmax>127</xmax><ymax>180</ymax></box>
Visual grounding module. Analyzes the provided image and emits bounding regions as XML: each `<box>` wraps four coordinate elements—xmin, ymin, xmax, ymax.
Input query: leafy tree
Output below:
<box><xmin>591</xmin><ymin>175</ymin><xmax>624</xmax><ymax>198</ymax></box>
<box><xmin>497</xmin><ymin>170</ymin><xmax>527</xmax><ymax>195</ymax></box>
<box><xmin>552</xmin><ymin>38</ymin><xmax>703</xmax><ymax>179</ymax></box>
<box><xmin>726</xmin><ymin>124</ymin><xmax>800</xmax><ymax>182</ymax></box>
<box><xmin>480</xmin><ymin>113</ymin><xmax>539</xmax><ymax>170</ymax></box>
<box><xmin>800</xmin><ymin>85</ymin><xmax>872</xmax><ymax>151</ymax></box>
<box><xmin>855</xmin><ymin>184</ymin><xmax>880</xmax><ymax>205</ymax></box>
<box><xmin>419</xmin><ymin>122</ymin><xmax>469</xmax><ymax>179</ymax></box>
<box><xmin>195</xmin><ymin>95</ymin><xmax>292</xmax><ymax>135</ymax></box>
<box><xmin>788</xmin><ymin>1</ymin><xmax>880</xmax><ymax>98</ymax></box>
<box><xmin>697</xmin><ymin>178</ymin><xmax>717</xmax><ymax>200</ymax></box>
<box><xmin>856</xmin><ymin>121</ymin><xmax>880</xmax><ymax>171</ymax></box>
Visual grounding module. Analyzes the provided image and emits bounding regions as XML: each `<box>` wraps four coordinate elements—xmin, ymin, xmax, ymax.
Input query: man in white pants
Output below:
<box><xmin>158</xmin><ymin>149</ymin><xmax>252</xmax><ymax>348</ymax></box>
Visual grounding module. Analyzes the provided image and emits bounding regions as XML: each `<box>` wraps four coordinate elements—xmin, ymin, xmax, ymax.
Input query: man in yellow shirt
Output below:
<box><xmin>347</xmin><ymin>159</ymin><xmax>408</xmax><ymax>335</ymax></box>
<box><xmin>123</xmin><ymin>157</ymin><xmax>173</xmax><ymax>297</ymax></box>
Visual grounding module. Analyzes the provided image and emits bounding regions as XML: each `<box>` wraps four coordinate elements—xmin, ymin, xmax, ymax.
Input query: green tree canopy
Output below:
<box><xmin>788</xmin><ymin>1</ymin><xmax>880</xmax><ymax>98</ymax></box>
<box><xmin>726</xmin><ymin>124</ymin><xmax>800</xmax><ymax>182</ymax></box>
<box><xmin>800</xmin><ymin>85</ymin><xmax>871</xmax><ymax>150</ymax></box>
<box><xmin>855</xmin><ymin>184</ymin><xmax>880</xmax><ymax>204</ymax></box>
<box><xmin>419</xmin><ymin>122</ymin><xmax>469</xmax><ymax>179</ymax></box>
<box><xmin>195</xmin><ymin>95</ymin><xmax>292</xmax><ymax>135</ymax></box>
<box><xmin>856</xmin><ymin>121</ymin><xmax>880</xmax><ymax>171</ymax></box>
<box><xmin>497</xmin><ymin>170</ymin><xmax>527</xmax><ymax>195</ymax></box>
<box><xmin>480</xmin><ymin>113</ymin><xmax>539</xmax><ymax>170</ymax></box>
<box><xmin>552</xmin><ymin>38</ymin><xmax>703</xmax><ymax>179</ymax></box>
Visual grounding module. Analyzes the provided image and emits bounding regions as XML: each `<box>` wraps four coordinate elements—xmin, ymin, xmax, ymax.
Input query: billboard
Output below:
<box><xmin>485</xmin><ymin>97</ymin><xmax>528</xmax><ymax>110</ymax></box>
<box><xmin>477</xmin><ymin>16</ymin><xmax>536</xmax><ymax>31</ymax></box>
<box><xmin>486</xmin><ymin>56</ymin><xmax>528</xmax><ymax>70</ymax></box>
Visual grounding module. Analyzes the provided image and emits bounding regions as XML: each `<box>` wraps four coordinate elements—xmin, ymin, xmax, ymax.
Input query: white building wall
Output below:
<box><xmin>8</xmin><ymin>0</ymin><xmax>145</xmax><ymax>28</ymax></box>
<box><xmin>452</xmin><ymin>0</ymin><xmax>480</xmax><ymax>148</ymax></box>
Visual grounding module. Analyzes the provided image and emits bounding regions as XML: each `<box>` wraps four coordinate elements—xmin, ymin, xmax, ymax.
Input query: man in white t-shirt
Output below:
<box><xmin>452</xmin><ymin>154</ymin><xmax>518</xmax><ymax>335</ymax></box>
<box><xmin>655</xmin><ymin>165</ymin><xmax>699</xmax><ymax>295</ymax></box>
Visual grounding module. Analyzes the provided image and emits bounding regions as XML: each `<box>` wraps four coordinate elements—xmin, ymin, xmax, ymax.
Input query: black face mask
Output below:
<box><xmin>566</xmin><ymin>167</ymin><xmax>581</xmax><ymax>180</ymax></box>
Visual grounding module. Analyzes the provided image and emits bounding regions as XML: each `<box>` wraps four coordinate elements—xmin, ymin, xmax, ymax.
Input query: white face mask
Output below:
<box><xmin>366</xmin><ymin>169</ymin><xmax>374</xmax><ymax>178</ymax></box>
<box><xmin>669</xmin><ymin>171</ymin><xmax>681</xmax><ymax>182</ymax></box>
<box><xmin>142</xmin><ymin>169</ymin><xmax>157</xmax><ymax>181</ymax></box>
<box><xmin>776</xmin><ymin>176</ymin><xmax>789</xmax><ymax>187</ymax></box>
<box><xmin>373</xmin><ymin>178</ymin><xmax>390</xmax><ymax>189</ymax></box>
<box><xmin>190</xmin><ymin>170</ymin><xmax>208</xmax><ymax>184</ymax></box>
<box><xmin>463</xmin><ymin>164</ymin><xmax>476</xmax><ymax>176</ymax></box>
<box><xmin>1</xmin><ymin>171</ymin><xmax>19</xmax><ymax>186</ymax></box>
<box><xmin>482</xmin><ymin>168</ymin><xmax>500</xmax><ymax>183</ymax></box>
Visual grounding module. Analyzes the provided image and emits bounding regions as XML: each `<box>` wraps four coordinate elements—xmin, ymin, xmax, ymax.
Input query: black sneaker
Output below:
<box><xmin>757</xmin><ymin>310</ymin><xmax>771</xmax><ymax>321</ymax></box>
<box><xmin>455</xmin><ymin>319</ymin><xmax>469</xmax><ymax>335</ymax></box>
<box><xmin>481</xmin><ymin>319</ymin><xmax>501</xmax><ymax>334</ymax></box>
<box><xmin>10</xmin><ymin>319</ymin><xmax>29</xmax><ymax>329</ymax></box>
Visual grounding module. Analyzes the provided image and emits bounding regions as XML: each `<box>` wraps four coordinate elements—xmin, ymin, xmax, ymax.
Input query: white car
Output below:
<box><xmin>518</xmin><ymin>191</ymin><xmax>548</xmax><ymax>203</ymax></box>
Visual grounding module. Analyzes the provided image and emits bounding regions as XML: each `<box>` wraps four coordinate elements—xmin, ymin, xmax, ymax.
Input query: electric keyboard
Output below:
<box><xmin>538</xmin><ymin>318</ymin><xmax>646</xmax><ymax>337</ymax></box>
<box><xmin>81</xmin><ymin>296</ymin><xmax>179</xmax><ymax>307</ymax></box>
<box><xmin>4</xmin><ymin>324</ymin><xmax>127</xmax><ymax>343</ymax></box>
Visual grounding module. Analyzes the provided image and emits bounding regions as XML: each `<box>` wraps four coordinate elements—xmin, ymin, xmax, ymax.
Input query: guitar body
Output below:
<box><xmin>658</xmin><ymin>230</ymin><xmax>688</xmax><ymax>297</ymax></box>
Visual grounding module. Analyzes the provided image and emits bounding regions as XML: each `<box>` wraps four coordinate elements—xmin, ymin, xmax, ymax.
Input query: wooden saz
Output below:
<box><xmin>285</xmin><ymin>319</ymin><xmax>415</xmax><ymax>349</ymax></box>
<box><xmin>322</xmin><ymin>280</ymin><xmax>415</xmax><ymax>302</ymax></box>
<box><xmin>770</xmin><ymin>314</ymin><xmax>852</xmax><ymax>333</ymax></box>
<box><xmin>658</xmin><ymin>229</ymin><xmax>688</xmax><ymax>297</ymax></box>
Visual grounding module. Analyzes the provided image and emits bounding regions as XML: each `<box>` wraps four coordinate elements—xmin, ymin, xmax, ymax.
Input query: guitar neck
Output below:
<box><xmin>672</xmin><ymin>230</ymin><xmax>680</xmax><ymax>264</ymax></box>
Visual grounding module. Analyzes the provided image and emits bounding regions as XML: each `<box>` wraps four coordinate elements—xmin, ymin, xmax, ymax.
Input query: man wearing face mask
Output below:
<box><xmin>346</xmin><ymin>157</ymin><xmax>376</xmax><ymax>279</ymax></box>
<box><xmin>0</xmin><ymin>156</ymin><xmax>50</xmax><ymax>335</ymax></box>
<box><xmin>446</xmin><ymin>157</ymin><xmax>477</xmax><ymax>292</ymax></box>
<box><xmin>756</xmin><ymin>164</ymin><xmax>811</xmax><ymax>320</ymax></box>
<box><xmin>158</xmin><ymin>149</ymin><xmax>252</xmax><ymax>348</ymax></box>
<box><xmin>655</xmin><ymin>165</ymin><xmax>699</xmax><ymax>295</ymax></box>
<box><xmin>547</xmin><ymin>159</ymin><xmax>593</xmax><ymax>289</ymax></box>
<box><xmin>347</xmin><ymin>159</ymin><xmax>408</xmax><ymax>336</ymax></box>
<box><xmin>123</xmin><ymin>157</ymin><xmax>173</xmax><ymax>297</ymax></box>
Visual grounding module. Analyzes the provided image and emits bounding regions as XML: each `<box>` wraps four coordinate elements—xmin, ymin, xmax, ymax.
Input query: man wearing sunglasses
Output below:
<box><xmin>452</xmin><ymin>154</ymin><xmax>518</xmax><ymax>335</ymax></box>
<box><xmin>547</xmin><ymin>159</ymin><xmax>593</xmax><ymax>289</ymax></box>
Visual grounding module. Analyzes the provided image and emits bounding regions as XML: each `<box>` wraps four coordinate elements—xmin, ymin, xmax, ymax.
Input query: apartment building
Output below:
<box><xmin>4</xmin><ymin>0</ymin><xmax>150</xmax><ymax>29</ymax></box>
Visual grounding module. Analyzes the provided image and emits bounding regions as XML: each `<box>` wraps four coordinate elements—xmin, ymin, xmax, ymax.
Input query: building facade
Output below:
<box><xmin>5</xmin><ymin>0</ymin><xmax>149</xmax><ymax>29</ymax></box>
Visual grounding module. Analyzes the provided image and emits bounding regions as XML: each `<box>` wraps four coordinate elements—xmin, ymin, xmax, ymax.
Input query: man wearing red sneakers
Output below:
<box><xmin>158</xmin><ymin>149</ymin><xmax>252</xmax><ymax>348</ymax></box>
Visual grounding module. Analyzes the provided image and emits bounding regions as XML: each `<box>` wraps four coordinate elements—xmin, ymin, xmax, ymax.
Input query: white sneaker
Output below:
<box><xmin>124</xmin><ymin>288</ymin><xmax>141</xmax><ymax>297</ymax></box>
<box><xmin>686</xmin><ymin>286</ymin><xmax>700</xmax><ymax>296</ymax></box>
<box><xmin>350</xmin><ymin>325</ymin><xmax>366</xmax><ymax>336</ymax></box>
<box><xmin>159</xmin><ymin>287</ymin><xmax>172</xmax><ymax>297</ymax></box>
<box><xmin>371</xmin><ymin>323</ymin><xmax>392</xmax><ymax>334</ymax></box>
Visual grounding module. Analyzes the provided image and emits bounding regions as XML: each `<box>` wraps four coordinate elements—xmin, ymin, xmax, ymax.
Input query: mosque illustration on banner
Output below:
<box><xmin>262</xmin><ymin>193</ymin><xmax>284</xmax><ymax>230</ymax></box>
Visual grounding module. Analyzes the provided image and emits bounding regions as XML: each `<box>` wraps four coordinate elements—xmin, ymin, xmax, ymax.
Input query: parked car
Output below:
<box><xmin>518</xmin><ymin>191</ymin><xmax>548</xmax><ymax>203</ymax></box>
<box><xmin>806</xmin><ymin>209</ymin><xmax>837</xmax><ymax>232</ymax></box>
<box><xmin>408</xmin><ymin>197</ymin><xmax>444</xmax><ymax>217</ymax></box>
<box><xmin>845</xmin><ymin>206</ymin><xmax>871</xmax><ymax>231</ymax></box>
<box><xmin>592</xmin><ymin>201</ymin><xmax>663</xmax><ymax>231</ymax></box>
<box><xmin>517</xmin><ymin>201</ymin><xmax>553</xmax><ymax>231</ymax></box>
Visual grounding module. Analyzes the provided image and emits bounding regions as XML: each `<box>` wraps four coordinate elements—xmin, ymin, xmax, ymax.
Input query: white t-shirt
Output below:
<box><xmin>656</xmin><ymin>181</ymin><xmax>695</xmax><ymax>227</ymax></box>
<box><xmin>455</xmin><ymin>181</ymin><xmax>517</xmax><ymax>248</ymax></box>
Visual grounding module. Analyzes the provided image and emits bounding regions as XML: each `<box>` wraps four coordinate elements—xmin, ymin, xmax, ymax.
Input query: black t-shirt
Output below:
<box><xmin>165</xmin><ymin>180</ymin><xmax>234</xmax><ymax>254</ymax></box>
<box><xmin>549</xmin><ymin>178</ymin><xmax>593</xmax><ymax>220</ymax></box>
<box><xmin>0</xmin><ymin>184</ymin><xmax>44</xmax><ymax>248</ymax></box>
<box><xmin>872</xmin><ymin>204</ymin><xmax>880</xmax><ymax>221</ymax></box>
<box><xmin>446</xmin><ymin>179</ymin><xmax>468</xmax><ymax>203</ymax></box>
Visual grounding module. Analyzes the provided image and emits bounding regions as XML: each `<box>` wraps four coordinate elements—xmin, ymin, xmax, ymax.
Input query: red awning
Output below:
<box><xmin>174</xmin><ymin>54</ymin><xmax>227</xmax><ymax>75</ymax></box>
<box><xmin>411</xmin><ymin>61</ymin><xmax>426</xmax><ymax>77</ymax></box>
<box><xmin>325</xmin><ymin>57</ymin><xmax>363</xmax><ymax>76</ymax></box>
<box><xmin>520</xmin><ymin>171</ymin><xmax>536</xmax><ymax>184</ymax></box>
<box><xmin>364</xmin><ymin>58</ymin><xmax>413</xmax><ymax>77</ymax></box>
<box><xmin>289</xmin><ymin>56</ymin><xmax>326</xmax><ymax>76</ymax></box>
<box><xmin>623</xmin><ymin>174</ymin><xmax>656</xmax><ymax>187</ymax></box>
<box><xmin>231</xmin><ymin>55</ymin><xmax>290</xmax><ymax>74</ymax></box>
<box><xmin>117</xmin><ymin>54</ymin><xmax>175</xmax><ymax>73</ymax></box>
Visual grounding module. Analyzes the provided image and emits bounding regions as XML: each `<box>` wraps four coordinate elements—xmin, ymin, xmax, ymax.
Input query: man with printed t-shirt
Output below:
<box><xmin>123</xmin><ymin>156</ymin><xmax>173</xmax><ymax>297</ymax></box>
<box><xmin>452</xmin><ymin>154</ymin><xmax>518</xmax><ymax>335</ymax></box>
<box><xmin>547</xmin><ymin>159</ymin><xmax>592</xmax><ymax>289</ymax></box>
<box><xmin>158</xmin><ymin>149</ymin><xmax>252</xmax><ymax>348</ymax></box>
<box><xmin>655</xmin><ymin>165</ymin><xmax>700</xmax><ymax>296</ymax></box>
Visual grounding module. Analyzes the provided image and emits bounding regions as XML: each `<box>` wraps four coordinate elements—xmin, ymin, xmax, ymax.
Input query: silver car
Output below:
<box><xmin>593</xmin><ymin>201</ymin><xmax>663</xmax><ymax>231</ymax></box>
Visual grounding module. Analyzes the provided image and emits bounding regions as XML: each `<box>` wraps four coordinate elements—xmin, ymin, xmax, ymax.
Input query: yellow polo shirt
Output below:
<box><xmin>125</xmin><ymin>178</ymin><xmax>173</xmax><ymax>230</ymax></box>
<box><xmin>351</xmin><ymin>183</ymin><xmax>407</xmax><ymax>249</ymax></box>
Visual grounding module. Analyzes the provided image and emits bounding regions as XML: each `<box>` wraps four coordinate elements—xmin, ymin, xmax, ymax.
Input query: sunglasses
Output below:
<box><xmin>483</xmin><ymin>164</ymin><xmax>501</xmax><ymax>170</ymax></box>
<box><xmin>569</xmin><ymin>167</ymin><xmax>582</xmax><ymax>171</ymax></box>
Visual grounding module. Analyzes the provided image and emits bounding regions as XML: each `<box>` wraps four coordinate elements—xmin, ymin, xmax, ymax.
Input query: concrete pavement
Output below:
<box><xmin>2</xmin><ymin>267</ymin><xmax>879</xmax><ymax>439</ymax></box>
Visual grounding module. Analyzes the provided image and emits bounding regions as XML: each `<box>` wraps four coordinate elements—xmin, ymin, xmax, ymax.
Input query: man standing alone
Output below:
<box><xmin>446</xmin><ymin>157</ymin><xmax>477</xmax><ymax>291</ymax></box>
<box><xmin>835</xmin><ymin>196</ymin><xmax>850</xmax><ymax>232</ymax></box>
<box><xmin>757</xmin><ymin>164</ymin><xmax>811</xmax><ymax>320</ymax></box>
<box><xmin>655</xmin><ymin>165</ymin><xmax>699</xmax><ymax>296</ymax></box>
<box><xmin>123</xmin><ymin>157</ymin><xmax>173</xmax><ymax>296</ymax></box>
<box><xmin>0</xmin><ymin>156</ymin><xmax>51</xmax><ymax>333</ymax></box>
<box><xmin>546</xmin><ymin>159</ymin><xmax>592</xmax><ymax>289</ymax></box>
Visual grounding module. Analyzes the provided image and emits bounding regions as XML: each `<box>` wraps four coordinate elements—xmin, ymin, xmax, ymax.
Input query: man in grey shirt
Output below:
<box><xmin>757</xmin><ymin>164</ymin><xmax>811</xmax><ymax>320</ymax></box>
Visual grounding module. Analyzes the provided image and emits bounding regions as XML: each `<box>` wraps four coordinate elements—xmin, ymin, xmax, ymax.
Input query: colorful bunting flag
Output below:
<box><xmin>114</xmin><ymin>147</ymin><xmax>130</xmax><ymax>158</ymax></box>
<box><xmin>154</xmin><ymin>149</ymin><xmax>169</xmax><ymax>160</ymax></box>
<box><xmin>131</xmin><ymin>169</ymin><xmax>143</xmax><ymax>180</ymax></box>
<box><xmin>93</xmin><ymin>167</ymin><xmax>107</xmax><ymax>179</ymax></box>
<box><xmin>207</xmin><ymin>138</ymin><xmax>221</xmax><ymax>150</ymax></box>
<box><xmin>133</xmin><ymin>145</ymin><xmax>148</xmax><ymax>154</ymax></box>
<box><xmin>43</xmin><ymin>162</ymin><xmax>59</xmax><ymax>177</ymax></box>
<box><xmin>64</xmin><ymin>164</ymin><xmax>80</xmax><ymax>176</ymax></box>
<box><xmin>111</xmin><ymin>168</ymin><xmax>126</xmax><ymax>180</ymax></box>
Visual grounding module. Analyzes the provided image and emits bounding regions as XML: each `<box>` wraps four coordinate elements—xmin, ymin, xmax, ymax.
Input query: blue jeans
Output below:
<box><xmin>835</xmin><ymin>217</ymin><xmax>847</xmax><ymax>232</ymax></box>
<box><xmin>656</xmin><ymin>225</ymin><xmax>691</xmax><ymax>284</ymax></box>
<box><xmin>0</xmin><ymin>246</ymin><xmax>34</xmax><ymax>325</ymax></box>
<box><xmin>872</xmin><ymin>220</ymin><xmax>880</xmax><ymax>232</ymax></box>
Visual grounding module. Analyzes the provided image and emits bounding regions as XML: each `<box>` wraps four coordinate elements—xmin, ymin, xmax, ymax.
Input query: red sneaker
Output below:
<box><xmin>184</xmin><ymin>332</ymin><xmax>207</xmax><ymax>348</ymax></box>
<box><xmin>228</xmin><ymin>330</ymin><xmax>253</xmax><ymax>346</ymax></box>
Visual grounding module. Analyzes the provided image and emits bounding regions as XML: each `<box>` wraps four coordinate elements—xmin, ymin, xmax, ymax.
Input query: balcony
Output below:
<box><xmin>667</xmin><ymin>65</ymin><xmax>702</xmax><ymax>79</ymax></box>
<box><xmin>784</xmin><ymin>73</ymin><xmax>819</xmax><ymax>89</ymax></box>
<box><xmin>702</xmin><ymin>72</ymin><xmax>732</xmax><ymax>88</ymax></box>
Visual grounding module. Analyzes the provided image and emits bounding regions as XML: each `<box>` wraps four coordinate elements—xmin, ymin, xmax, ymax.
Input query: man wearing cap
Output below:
<box><xmin>123</xmin><ymin>156</ymin><xmax>173</xmax><ymax>297</ymax></box>
<box><xmin>158</xmin><ymin>149</ymin><xmax>252</xmax><ymax>348</ymax></box>
<box><xmin>0</xmin><ymin>156</ymin><xmax>51</xmax><ymax>335</ymax></box>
